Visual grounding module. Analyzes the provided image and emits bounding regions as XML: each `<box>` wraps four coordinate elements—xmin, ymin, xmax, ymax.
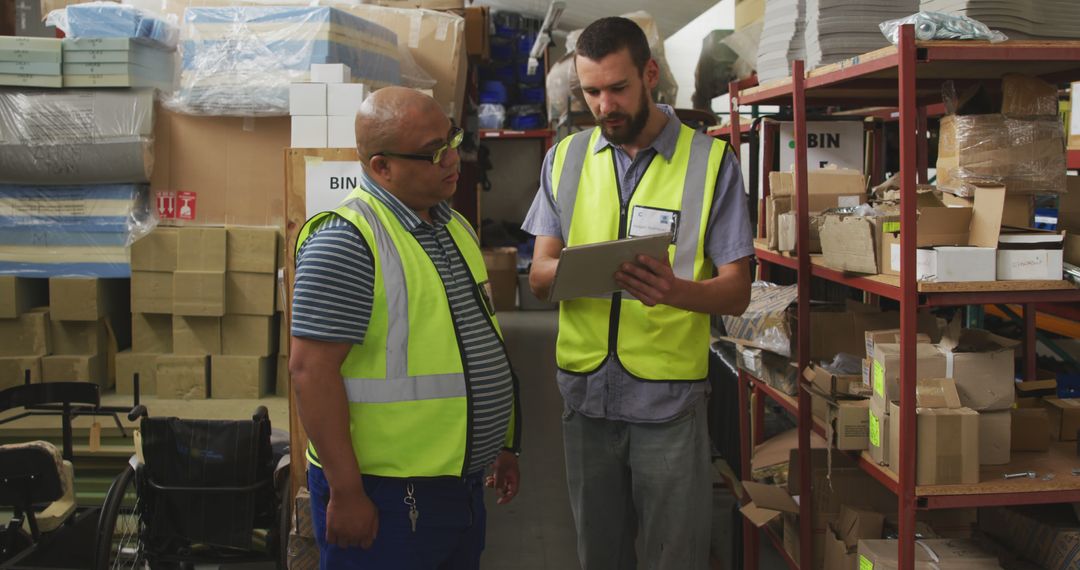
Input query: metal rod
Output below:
<box><xmin>898</xmin><ymin>23</ymin><xmax>919</xmax><ymax>570</ymax></box>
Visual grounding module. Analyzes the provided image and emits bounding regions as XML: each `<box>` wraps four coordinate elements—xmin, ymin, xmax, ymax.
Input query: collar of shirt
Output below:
<box><xmin>359</xmin><ymin>168</ymin><xmax>452</xmax><ymax>232</ymax></box>
<box><xmin>592</xmin><ymin>104</ymin><xmax>680</xmax><ymax>162</ymax></box>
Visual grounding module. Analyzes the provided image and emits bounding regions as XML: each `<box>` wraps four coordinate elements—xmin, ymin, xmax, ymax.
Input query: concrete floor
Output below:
<box><xmin>482</xmin><ymin>311</ymin><xmax>787</xmax><ymax>570</ymax></box>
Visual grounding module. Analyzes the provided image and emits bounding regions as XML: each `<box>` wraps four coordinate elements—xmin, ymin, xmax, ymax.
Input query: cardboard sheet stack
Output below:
<box><xmin>120</xmin><ymin>226</ymin><xmax>284</xmax><ymax>400</ymax></box>
<box><xmin>755</xmin><ymin>0</ymin><xmax>805</xmax><ymax>82</ymax></box>
<box><xmin>62</xmin><ymin>38</ymin><xmax>175</xmax><ymax>89</ymax></box>
<box><xmin>0</xmin><ymin>37</ymin><xmax>62</xmax><ymax>88</ymax></box>
<box><xmin>805</xmin><ymin>0</ymin><xmax>919</xmax><ymax>70</ymax></box>
<box><xmin>168</xmin><ymin>6</ymin><xmax>400</xmax><ymax>116</ymax></box>
<box><xmin>0</xmin><ymin>278</ymin><xmax>50</xmax><ymax>388</ymax></box>
<box><xmin>921</xmin><ymin>0</ymin><xmax>1080</xmax><ymax>39</ymax></box>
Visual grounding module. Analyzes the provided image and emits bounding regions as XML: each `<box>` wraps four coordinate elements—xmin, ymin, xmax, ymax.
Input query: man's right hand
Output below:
<box><xmin>326</xmin><ymin>489</ymin><xmax>379</xmax><ymax>549</ymax></box>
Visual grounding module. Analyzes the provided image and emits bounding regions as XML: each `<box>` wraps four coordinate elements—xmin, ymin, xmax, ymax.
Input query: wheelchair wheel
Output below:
<box><xmin>274</xmin><ymin>472</ymin><xmax>291</xmax><ymax>570</ymax></box>
<box><xmin>94</xmin><ymin>464</ymin><xmax>143</xmax><ymax>570</ymax></box>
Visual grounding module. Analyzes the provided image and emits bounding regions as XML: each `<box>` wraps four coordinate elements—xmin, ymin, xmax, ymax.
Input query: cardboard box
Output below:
<box><xmin>130</xmin><ymin>227</ymin><xmax>178</xmax><ymax>272</ymax></box>
<box><xmin>805</xmin><ymin>364</ymin><xmax>865</xmax><ymax>398</ymax></box>
<box><xmin>739</xmin><ymin>480</ymin><xmax>799</xmax><ymax>527</ymax></box>
<box><xmin>327</xmin><ymin>117</ymin><xmax>356</xmax><ymax>149</ymax></box>
<box><xmin>776</xmin><ymin>212</ymin><xmax>796</xmax><ymax>253</ymax></box>
<box><xmin>1067</xmin><ymin>233</ymin><xmax>1080</xmax><ymax>268</ymax></box>
<box><xmin>50</xmin><ymin>318</ymin><xmax>109</xmax><ymax>355</ymax></box>
<box><xmin>0</xmin><ymin>356</ymin><xmax>41</xmax><ymax>387</ymax></box>
<box><xmin>857</xmin><ymin>538</ymin><xmax>1001</xmax><ymax>569</ymax></box>
<box><xmin>156</xmin><ymin>355</ymin><xmax>209</xmax><ymax>399</ymax></box>
<box><xmin>937</xmin><ymin>114</ymin><xmax>1066</xmax><ymax>197</ymax></box>
<box><xmin>939</xmin><ymin>327</ymin><xmax>1018</xmax><ymax>411</ymax></box>
<box><xmin>979</xmin><ymin>410</ymin><xmax>1011</xmax><ymax>465</ymax></box>
<box><xmin>765</xmin><ymin>195</ymin><xmax>791</xmax><ymax>250</ymax></box>
<box><xmin>464</xmin><ymin>6</ymin><xmax>489</xmax><ymax>59</ymax></box>
<box><xmin>915</xmin><ymin>246</ymin><xmax>997</xmax><ymax>282</ymax></box>
<box><xmin>172</xmin><ymin>316</ymin><xmax>221</xmax><ymax>356</ymax></box>
<box><xmin>288</xmin><ymin>83</ymin><xmax>326</xmax><ymax>116</ymax></box>
<box><xmin>889</xmin><ymin>401</ymin><xmax>979</xmax><ymax>485</ymax></box>
<box><xmin>115</xmin><ymin>351</ymin><xmax>156</xmax><ymax>395</ymax></box>
<box><xmin>870</xmin><ymin>343</ymin><xmax>947</xmax><ymax>408</ymax></box>
<box><xmin>279</xmin><ymin>314</ymin><xmax>290</xmax><ymax>356</ymax></box>
<box><xmin>1002</xmin><ymin>73</ymin><xmax>1059</xmax><ymax>118</ymax></box>
<box><xmin>226</xmin><ymin>227</ymin><xmax>278</xmax><ymax>274</ymax></box>
<box><xmin>293</xmin><ymin>487</ymin><xmax>314</xmax><ymax>539</ymax></box>
<box><xmin>310</xmin><ymin>63</ymin><xmax>350</xmax><ymax>84</ymax></box>
<box><xmin>211</xmin><ymin>355</ymin><xmax>272</xmax><ymax>399</ymax></box>
<box><xmin>222</xmin><ymin>315</ymin><xmax>274</xmax><ymax>356</ymax></box>
<box><xmin>1011</xmin><ymin>408</ymin><xmax>1050</xmax><ymax>451</ymax></box>
<box><xmin>291</xmin><ymin>116</ymin><xmax>328</xmax><ymax>148</ymax></box>
<box><xmin>827</xmin><ymin>505</ymin><xmax>886</xmax><ymax>569</ymax></box>
<box><xmin>42</xmin><ymin>354</ymin><xmax>105</xmax><ymax>385</ymax></box>
<box><xmin>768</xmin><ymin>169</ymin><xmax>867</xmax><ymax>211</ymax></box>
<box><xmin>1016</xmin><ymin>378</ymin><xmax>1057</xmax><ymax>399</ymax></box>
<box><xmin>131</xmin><ymin>271</ymin><xmax>174</xmax><ymax>314</ymax></box>
<box><xmin>820</xmin><ymin>213</ymin><xmax>897</xmax><ymax>274</ymax></box>
<box><xmin>0</xmin><ymin>307</ymin><xmax>50</xmax><ymax>356</ymax></box>
<box><xmin>227</xmin><ymin>272</ymin><xmax>276</xmax><ymax>315</ymax></box>
<box><xmin>49</xmin><ymin>277</ymin><xmax>128</xmax><ymax>321</ymax></box>
<box><xmin>865</xmin><ymin>329</ymin><xmax>930</xmax><ymax>358</ymax></box>
<box><xmin>177</xmin><ymin>227</ymin><xmax>226</xmax><ymax>272</ymax></box>
<box><xmin>327</xmin><ymin>83</ymin><xmax>367</xmax><ymax>117</ymax></box>
<box><xmin>868</xmin><ymin>399</ymin><xmax>889</xmax><ymax>465</ymax></box>
<box><xmin>481</xmin><ymin>247</ymin><xmax>517</xmax><ymax>312</ymax></box>
<box><xmin>152</xmin><ymin>110</ymin><xmax>290</xmax><ymax>227</ymax></box>
<box><xmin>132</xmin><ymin>313</ymin><xmax>171</xmax><ymax>353</ymax></box>
<box><xmin>287</xmin><ymin>532</ymin><xmax>319</xmax><ymax>570</ymax></box>
<box><xmin>809</xmin><ymin>387</ymin><xmax>870</xmax><ymax>450</ymax></box>
<box><xmin>980</xmin><ymin>504</ymin><xmax>1080</xmax><ymax>569</ymax></box>
<box><xmin>277</xmin><ymin>353</ymin><xmax>290</xmax><ymax>396</ymax></box>
<box><xmin>173</xmin><ymin>271</ymin><xmax>226</xmax><ymax>317</ymax></box>
<box><xmin>1044</xmin><ymin>397</ymin><xmax>1080</xmax><ymax>441</ymax></box>
<box><xmin>996</xmin><ymin>228</ymin><xmax>1065</xmax><ymax>280</ymax></box>
<box><xmin>0</xmin><ymin>277</ymin><xmax>48</xmax><ymax>319</ymax></box>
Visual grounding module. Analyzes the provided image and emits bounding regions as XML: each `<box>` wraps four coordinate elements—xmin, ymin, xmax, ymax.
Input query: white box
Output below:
<box><xmin>328</xmin><ymin>117</ymin><xmax>357</xmax><ymax>148</ymax></box>
<box><xmin>916</xmin><ymin>247</ymin><xmax>996</xmax><ymax>282</ymax></box>
<box><xmin>291</xmin><ymin>116</ymin><xmax>328</xmax><ymax>148</ymax></box>
<box><xmin>289</xmin><ymin>83</ymin><xmax>327</xmax><ymax>116</ymax></box>
<box><xmin>311</xmin><ymin>63</ymin><xmax>351</xmax><ymax>84</ymax></box>
<box><xmin>996</xmin><ymin>232</ymin><xmax>1065</xmax><ymax>280</ymax></box>
<box><xmin>327</xmin><ymin>83</ymin><xmax>368</xmax><ymax>117</ymax></box>
<box><xmin>779</xmin><ymin>121</ymin><xmax>864</xmax><ymax>173</ymax></box>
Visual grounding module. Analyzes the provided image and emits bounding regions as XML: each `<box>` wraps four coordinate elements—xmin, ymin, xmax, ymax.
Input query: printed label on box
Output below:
<box><xmin>157</xmin><ymin>191</ymin><xmax>177</xmax><ymax>219</ymax></box>
<box><xmin>177</xmin><ymin>192</ymin><xmax>196</xmax><ymax>220</ymax></box>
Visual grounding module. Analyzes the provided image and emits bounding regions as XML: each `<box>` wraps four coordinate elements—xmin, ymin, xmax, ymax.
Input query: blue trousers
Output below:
<box><xmin>308</xmin><ymin>465</ymin><xmax>486</xmax><ymax>570</ymax></box>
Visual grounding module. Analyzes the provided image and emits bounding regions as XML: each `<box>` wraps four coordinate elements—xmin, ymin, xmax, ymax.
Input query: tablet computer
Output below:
<box><xmin>548</xmin><ymin>233</ymin><xmax>673</xmax><ymax>302</ymax></box>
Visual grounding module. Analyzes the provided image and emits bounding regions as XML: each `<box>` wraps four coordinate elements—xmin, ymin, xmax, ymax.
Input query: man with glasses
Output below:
<box><xmin>290</xmin><ymin>86</ymin><xmax>522</xmax><ymax>570</ymax></box>
<box><xmin>522</xmin><ymin>17</ymin><xmax>752</xmax><ymax>570</ymax></box>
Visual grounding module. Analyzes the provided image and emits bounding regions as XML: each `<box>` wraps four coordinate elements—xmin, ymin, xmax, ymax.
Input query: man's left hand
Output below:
<box><xmin>484</xmin><ymin>451</ymin><xmax>520</xmax><ymax>505</ymax></box>
<box><xmin>615</xmin><ymin>255</ymin><xmax>684</xmax><ymax>307</ymax></box>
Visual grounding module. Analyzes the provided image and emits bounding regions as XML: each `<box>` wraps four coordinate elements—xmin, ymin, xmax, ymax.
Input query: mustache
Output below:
<box><xmin>598</xmin><ymin>112</ymin><xmax>630</xmax><ymax>123</ymax></box>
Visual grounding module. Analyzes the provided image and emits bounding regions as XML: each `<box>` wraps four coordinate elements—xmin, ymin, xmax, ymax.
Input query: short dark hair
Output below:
<box><xmin>575</xmin><ymin>17</ymin><xmax>651</xmax><ymax>74</ymax></box>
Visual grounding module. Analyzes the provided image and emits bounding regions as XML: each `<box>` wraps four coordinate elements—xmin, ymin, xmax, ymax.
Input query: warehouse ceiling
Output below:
<box><xmin>472</xmin><ymin>0</ymin><xmax>713</xmax><ymax>39</ymax></box>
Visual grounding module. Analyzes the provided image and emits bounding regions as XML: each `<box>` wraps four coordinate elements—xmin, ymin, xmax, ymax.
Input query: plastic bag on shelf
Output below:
<box><xmin>0</xmin><ymin>89</ymin><xmax>155</xmax><ymax>185</ymax></box>
<box><xmin>478</xmin><ymin>103</ymin><xmax>505</xmax><ymax>130</ymax></box>
<box><xmin>164</xmin><ymin>6</ymin><xmax>401</xmax><ymax>116</ymax></box>
<box><xmin>693</xmin><ymin>29</ymin><xmax>738</xmax><ymax>109</ymax></box>
<box><xmin>879</xmin><ymin>11</ymin><xmax>1008</xmax><ymax>44</ymax></box>
<box><xmin>46</xmin><ymin>1</ymin><xmax>180</xmax><ymax>50</ymax></box>
<box><xmin>721</xmin><ymin>281</ymin><xmax>798</xmax><ymax>358</ymax></box>
<box><xmin>0</xmin><ymin>184</ymin><xmax>155</xmax><ymax>278</ymax></box>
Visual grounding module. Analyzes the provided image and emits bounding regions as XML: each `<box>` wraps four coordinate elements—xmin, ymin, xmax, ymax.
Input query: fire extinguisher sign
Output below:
<box><xmin>155</xmin><ymin>191</ymin><xmax>197</xmax><ymax>220</ymax></box>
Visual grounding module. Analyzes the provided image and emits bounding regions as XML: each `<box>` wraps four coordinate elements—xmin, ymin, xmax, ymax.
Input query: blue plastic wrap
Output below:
<box><xmin>165</xmin><ymin>6</ymin><xmax>401</xmax><ymax>116</ymax></box>
<box><xmin>0</xmin><ymin>184</ymin><xmax>155</xmax><ymax>278</ymax></box>
<box><xmin>46</xmin><ymin>2</ymin><xmax>179</xmax><ymax>50</ymax></box>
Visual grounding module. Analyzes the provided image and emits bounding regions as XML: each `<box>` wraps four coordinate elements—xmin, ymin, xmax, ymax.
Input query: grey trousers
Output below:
<box><xmin>562</xmin><ymin>399</ymin><xmax>712</xmax><ymax>570</ymax></box>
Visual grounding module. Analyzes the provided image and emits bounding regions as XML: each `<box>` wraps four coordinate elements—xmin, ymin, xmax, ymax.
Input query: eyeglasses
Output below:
<box><xmin>371</xmin><ymin>127</ymin><xmax>464</xmax><ymax>165</ymax></box>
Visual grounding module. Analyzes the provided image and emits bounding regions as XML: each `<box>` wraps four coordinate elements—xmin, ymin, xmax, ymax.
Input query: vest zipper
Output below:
<box><xmin>607</xmin><ymin>151</ymin><xmax>655</xmax><ymax>359</ymax></box>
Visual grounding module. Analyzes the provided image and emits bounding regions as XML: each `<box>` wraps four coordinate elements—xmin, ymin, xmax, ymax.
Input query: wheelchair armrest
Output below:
<box><xmin>145</xmin><ymin>478</ymin><xmax>272</xmax><ymax>495</ymax></box>
<box><xmin>252</xmin><ymin>406</ymin><xmax>269</xmax><ymax>423</ymax></box>
<box><xmin>128</xmin><ymin>405</ymin><xmax>148</xmax><ymax>422</ymax></box>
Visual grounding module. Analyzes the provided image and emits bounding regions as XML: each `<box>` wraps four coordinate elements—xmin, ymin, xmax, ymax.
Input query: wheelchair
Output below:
<box><xmin>94</xmin><ymin>404</ymin><xmax>291</xmax><ymax>570</ymax></box>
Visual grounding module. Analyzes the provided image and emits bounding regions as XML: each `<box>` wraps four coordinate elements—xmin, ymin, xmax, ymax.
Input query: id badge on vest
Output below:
<box><xmin>628</xmin><ymin>205</ymin><xmax>679</xmax><ymax>243</ymax></box>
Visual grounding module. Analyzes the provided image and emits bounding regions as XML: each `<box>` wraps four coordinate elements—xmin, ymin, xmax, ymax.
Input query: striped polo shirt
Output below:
<box><xmin>291</xmin><ymin>175</ymin><xmax>516</xmax><ymax>475</ymax></box>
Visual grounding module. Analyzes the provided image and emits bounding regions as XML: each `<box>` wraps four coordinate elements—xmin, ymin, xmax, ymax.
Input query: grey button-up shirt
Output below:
<box><xmin>521</xmin><ymin>104</ymin><xmax>754</xmax><ymax>423</ymax></box>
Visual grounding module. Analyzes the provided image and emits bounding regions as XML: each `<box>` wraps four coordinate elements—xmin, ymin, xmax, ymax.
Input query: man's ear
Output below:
<box><xmin>368</xmin><ymin>156</ymin><xmax>392</xmax><ymax>180</ymax></box>
<box><xmin>643</xmin><ymin>58</ymin><xmax>660</xmax><ymax>91</ymax></box>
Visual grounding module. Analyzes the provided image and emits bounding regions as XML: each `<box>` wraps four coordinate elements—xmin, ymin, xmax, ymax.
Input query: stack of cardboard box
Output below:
<box><xmin>43</xmin><ymin>277</ymin><xmax>129</xmax><ymax>386</ymax></box>
<box><xmin>121</xmin><ymin>226</ymin><xmax>280</xmax><ymax>400</ymax></box>
<box><xmin>0</xmin><ymin>277</ymin><xmax>50</xmax><ymax>387</ymax></box>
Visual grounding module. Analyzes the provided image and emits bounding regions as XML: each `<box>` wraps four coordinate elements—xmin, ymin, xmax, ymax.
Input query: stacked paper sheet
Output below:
<box><xmin>0</xmin><ymin>37</ymin><xmax>62</xmax><ymax>89</ymax></box>
<box><xmin>167</xmin><ymin>6</ymin><xmax>401</xmax><ymax>115</ymax></box>
<box><xmin>921</xmin><ymin>0</ymin><xmax>1080</xmax><ymax>39</ymax></box>
<box><xmin>806</xmin><ymin>0</ymin><xmax>919</xmax><ymax>70</ymax></box>
<box><xmin>0</xmin><ymin>89</ymin><xmax>155</xmax><ymax>185</ymax></box>
<box><xmin>756</xmin><ymin>0</ymin><xmax>806</xmax><ymax>82</ymax></box>
<box><xmin>62</xmin><ymin>38</ymin><xmax>176</xmax><ymax>90</ymax></box>
<box><xmin>0</xmin><ymin>184</ymin><xmax>149</xmax><ymax>278</ymax></box>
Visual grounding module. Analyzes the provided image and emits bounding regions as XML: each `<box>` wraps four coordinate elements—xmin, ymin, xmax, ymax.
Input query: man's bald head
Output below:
<box><xmin>354</xmin><ymin>86</ymin><xmax>444</xmax><ymax>159</ymax></box>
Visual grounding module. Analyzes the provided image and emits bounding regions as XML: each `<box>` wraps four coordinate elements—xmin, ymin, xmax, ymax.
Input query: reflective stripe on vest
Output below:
<box><xmin>551</xmin><ymin>124</ymin><xmax>725</xmax><ymax>381</ymax></box>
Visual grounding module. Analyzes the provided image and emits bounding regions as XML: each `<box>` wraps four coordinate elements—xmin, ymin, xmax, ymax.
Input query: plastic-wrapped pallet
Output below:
<box><xmin>166</xmin><ymin>6</ymin><xmax>401</xmax><ymax>116</ymax></box>
<box><xmin>0</xmin><ymin>88</ymin><xmax>155</xmax><ymax>184</ymax></box>
<box><xmin>0</xmin><ymin>184</ymin><xmax>154</xmax><ymax>278</ymax></box>
<box><xmin>46</xmin><ymin>1</ymin><xmax>180</xmax><ymax>50</ymax></box>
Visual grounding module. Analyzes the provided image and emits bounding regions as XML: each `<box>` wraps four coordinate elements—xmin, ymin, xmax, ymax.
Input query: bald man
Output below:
<box><xmin>290</xmin><ymin>87</ymin><xmax>522</xmax><ymax>570</ymax></box>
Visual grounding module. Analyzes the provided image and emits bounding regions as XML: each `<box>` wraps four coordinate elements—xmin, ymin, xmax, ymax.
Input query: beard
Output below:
<box><xmin>597</xmin><ymin>85</ymin><xmax>650</xmax><ymax>145</ymax></box>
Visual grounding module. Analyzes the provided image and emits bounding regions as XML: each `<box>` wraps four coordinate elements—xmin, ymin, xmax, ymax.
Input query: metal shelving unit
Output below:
<box><xmin>727</xmin><ymin>26</ymin><xmax>1080</xmax><ymax>570</ymax></box>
